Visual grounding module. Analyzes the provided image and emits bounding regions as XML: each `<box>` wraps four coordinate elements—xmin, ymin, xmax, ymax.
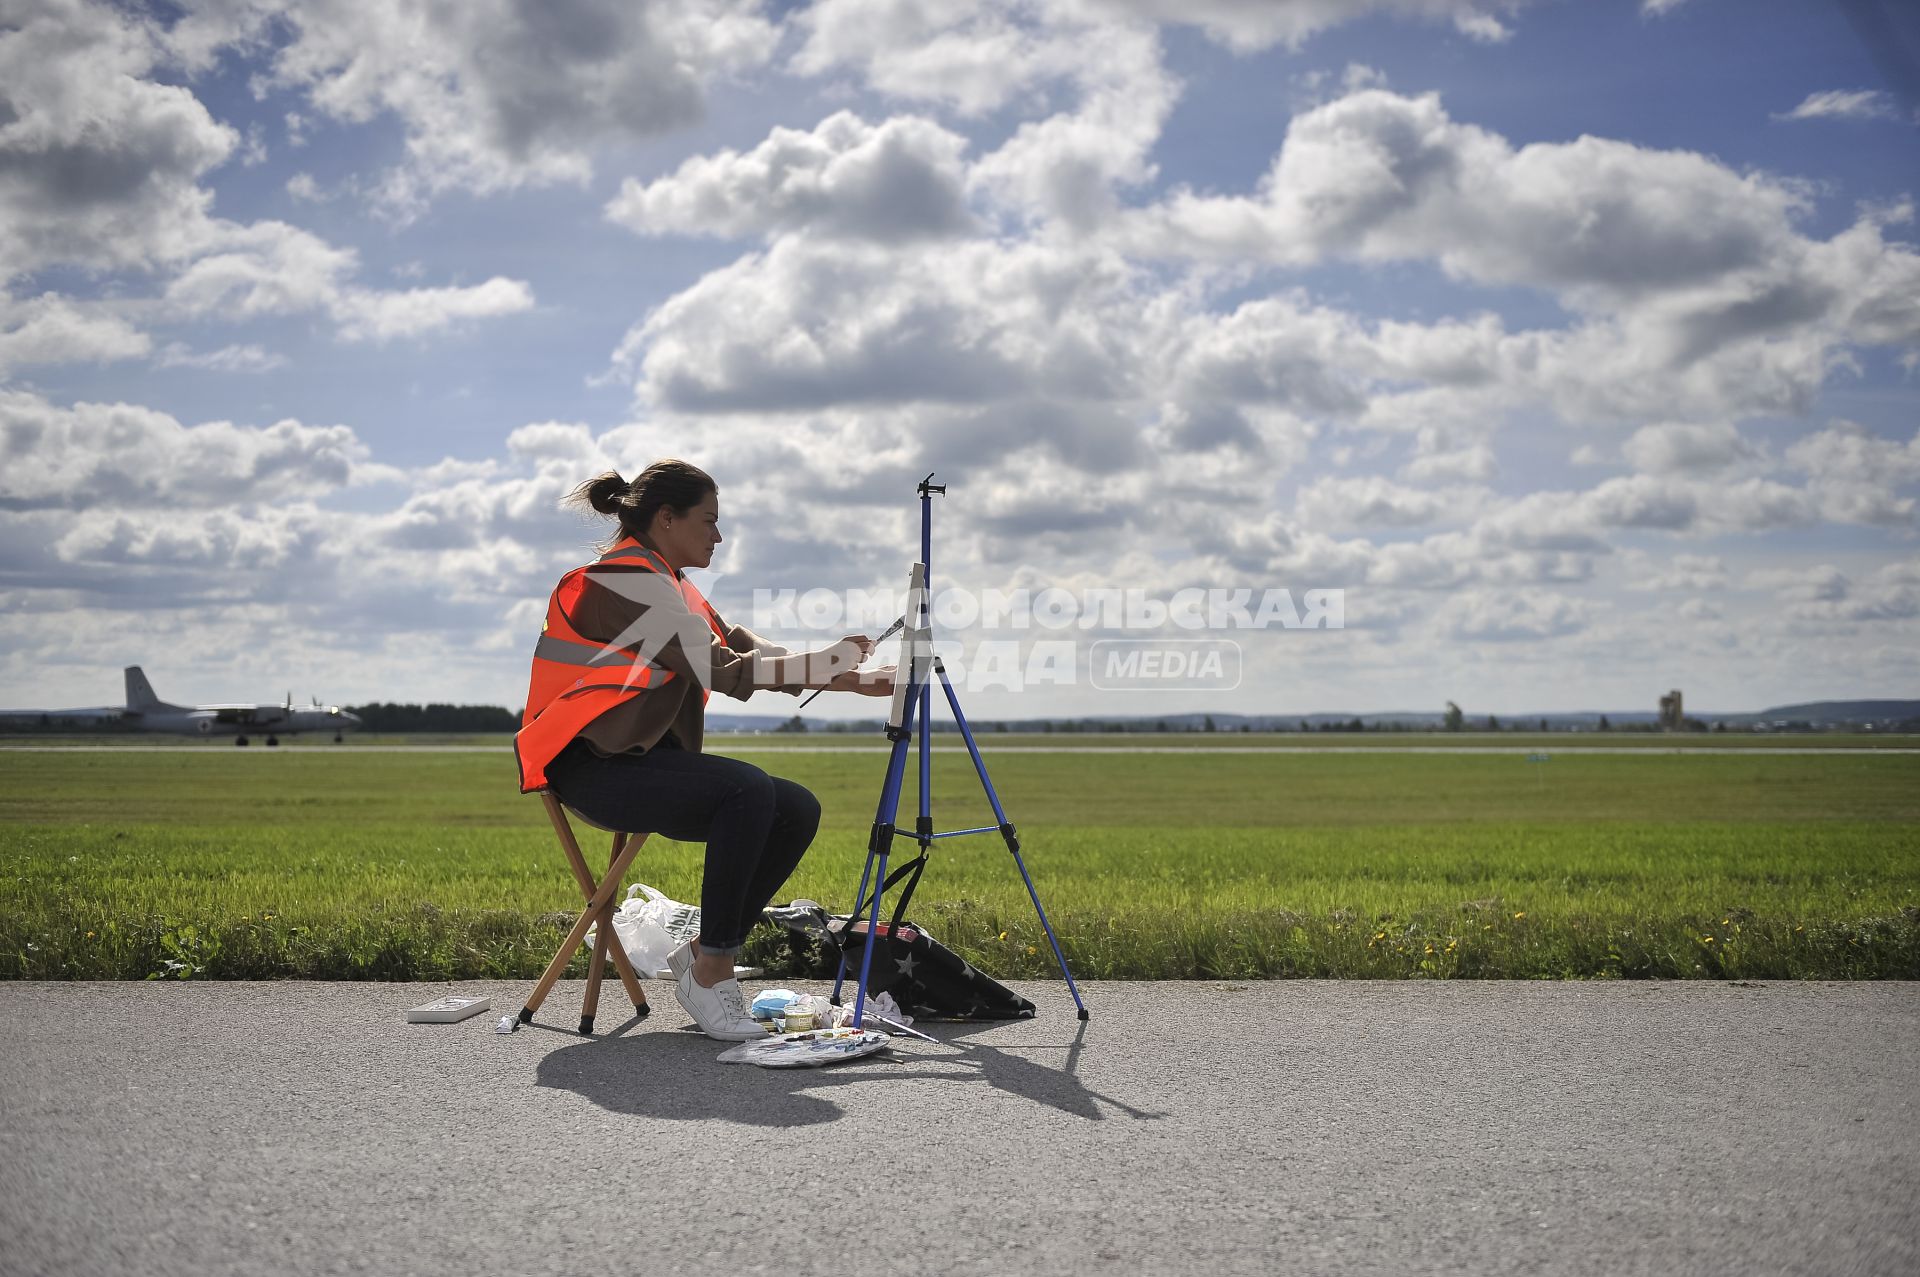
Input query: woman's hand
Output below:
<box><xmin>829</xmin><ymin>665</ymin><xmax>896</xmax><ymax>697</ymax></box>
<box><xmin>818</xmin><ymin>635</ymin><xmax>874</xmax><ymax>675</ymax></box>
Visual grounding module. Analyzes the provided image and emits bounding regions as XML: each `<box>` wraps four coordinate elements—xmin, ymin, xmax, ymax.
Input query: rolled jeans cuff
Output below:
<box><xmin>697</xmin><ymin>937</ymin><xmax>744</xmax><ymax>957</ymax></box>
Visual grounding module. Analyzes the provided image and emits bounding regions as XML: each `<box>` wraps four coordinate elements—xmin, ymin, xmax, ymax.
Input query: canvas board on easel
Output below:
<box><xmin>888</xmin><ymin>562</ymin><xmax>930</xmax><ymax>732</ymax></box>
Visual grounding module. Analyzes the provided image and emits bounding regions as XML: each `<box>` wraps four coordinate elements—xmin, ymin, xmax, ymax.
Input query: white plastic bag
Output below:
<box><xmin>825</xmin><ymin>991</ymin><xmax>914</xmax><ymax>1031</ymax></box>
<box><xmin>587</xmin><ymin>884</ymin><xmax>700</xmax><ymax>977</ymax></box>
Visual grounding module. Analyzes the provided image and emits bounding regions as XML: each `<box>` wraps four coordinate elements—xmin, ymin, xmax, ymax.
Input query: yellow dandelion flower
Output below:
<box><xmin>1794</xmin><ymin>925</ymin><xmax>1804</xmax><ymax>933</ymax></box>
<box><xmin>1701</xmin><ymin>936</ymin><xmax>1714</xmax><ymax>944</ymax></box>
<box><xmin>86</xmin><ymin>931</ymin><xmax>96</xmax><ymax>938</ymax></box>
<box><xmin>997</xmin><ymin>931</ymin><xmax>1008</xmax><ymax>942</ymax></box>
<box><xmin>1483</xmin><ymin>923</ymin><xmax>1493</xmax><ymax>930</ymax></box>
<box><xmin>1026</xmin><ymin>945</ymin><xmax>1038</xmax><ymax>956</ymax></box>
<box><xmin>1513</xmin><ymin>912</ymin><xmax>1526</xmax><ymax>919</ymax></box>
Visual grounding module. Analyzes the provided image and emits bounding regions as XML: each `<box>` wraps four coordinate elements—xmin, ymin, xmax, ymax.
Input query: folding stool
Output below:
<box><xmin>517</xmin><ymin>791</ymin><xmax>653</xmax><ymax>1035</ymax></box>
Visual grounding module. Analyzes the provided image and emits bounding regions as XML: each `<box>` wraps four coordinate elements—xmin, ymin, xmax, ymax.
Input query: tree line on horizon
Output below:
<box><xmin>343</xmin><ymin>703</ymin><xmax>521</xmax><ymax>732</ymax></box>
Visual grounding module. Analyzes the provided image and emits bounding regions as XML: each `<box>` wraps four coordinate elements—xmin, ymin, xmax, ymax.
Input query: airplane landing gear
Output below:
<box><xmin>266</xmin><ymin>736</ymin><xmax>280</xmax><ymax>747</ymax></box>
<box><xmin>333</xmin><ymin>733</ymin><xmax>344</xmax><ymax>743</ymax></box>
<box><xmin>235</xmin><ymin>735</ymin><xmax>250</xmax><ymax>746</ymax></box>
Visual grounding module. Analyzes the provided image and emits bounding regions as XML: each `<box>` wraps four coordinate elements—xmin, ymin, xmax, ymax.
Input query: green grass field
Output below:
<box><xmin>2</xmin><ymin>740</ymin><xmax>1916</xmax><ymax>981</ymax></box>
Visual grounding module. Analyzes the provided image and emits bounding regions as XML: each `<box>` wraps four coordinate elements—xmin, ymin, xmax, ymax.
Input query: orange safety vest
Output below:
<box><xmin>514</xmin><ymin>536</ymin><xmax>729</xmax><ymax>793</ymax></box>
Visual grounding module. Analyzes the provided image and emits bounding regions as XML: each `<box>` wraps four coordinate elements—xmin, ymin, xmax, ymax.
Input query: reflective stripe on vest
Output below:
<box><xmin>514</xmin><ymin>537</ymin><xmax>729</xmax><ymax>793</ymax></box>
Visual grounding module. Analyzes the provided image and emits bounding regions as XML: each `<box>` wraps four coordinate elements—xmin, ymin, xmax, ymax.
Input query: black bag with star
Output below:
<box><xmin>786</xmin><ymin>854</ymin><xmax>1035</xmax><ymax>1021</ymax></box>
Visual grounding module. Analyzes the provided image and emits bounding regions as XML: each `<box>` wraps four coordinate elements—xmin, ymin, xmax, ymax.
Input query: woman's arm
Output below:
<box><xmin>753</xmin><ymin>636</ymin><xmax>894</xmax><ymax>694</ymax></box>
<box><xmin>724</xmin><ymin>622</ymin><xmax>794</xmax><ymax>660</ymax></box>
<box><xmin>711</xmin><ymin>605</ymin><xmax>891</xmax><ymax>694</ymax></box>
<box><xmin>580</xmin><ymin>574</ymin><xmax>892</xmax><ymax>698</ymax></box>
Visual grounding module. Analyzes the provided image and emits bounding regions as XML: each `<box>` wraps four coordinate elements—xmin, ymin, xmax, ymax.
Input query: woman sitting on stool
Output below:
<box><xmin>515</xmin><ymin>459</ymin><xmax>893</xmax><ymax>1040</ymax></box>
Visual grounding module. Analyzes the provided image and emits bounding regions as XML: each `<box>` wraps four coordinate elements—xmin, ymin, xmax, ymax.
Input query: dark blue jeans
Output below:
<box><xmin>544</xmin><ymin>736</ymin><xmax>821</xmax><ymax>954</ymax></box>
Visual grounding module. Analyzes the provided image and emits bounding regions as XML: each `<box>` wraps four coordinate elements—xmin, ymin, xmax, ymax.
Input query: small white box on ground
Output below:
<box><xmin>405</xmin><ymin>996</ymin><xmax>491</xmax><ymax>1024</ymax></box>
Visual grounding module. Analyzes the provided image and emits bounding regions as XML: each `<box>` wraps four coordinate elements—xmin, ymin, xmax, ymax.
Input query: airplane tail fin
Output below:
<box><xmin>124</xmin><ymin>666</ymin><xmax>162</xmax><ymax>711</ymax></box>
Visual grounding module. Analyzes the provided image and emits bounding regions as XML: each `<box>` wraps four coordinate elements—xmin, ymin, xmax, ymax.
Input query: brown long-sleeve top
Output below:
<box><xmin>564</xmin><ymin>535</ymin><xmax>802</xmax><ymax>757</ymax></box>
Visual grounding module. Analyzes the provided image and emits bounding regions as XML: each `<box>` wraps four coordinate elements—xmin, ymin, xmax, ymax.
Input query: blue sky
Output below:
<box><xmin>2</xmin><ymin>0</ymin><xmax>1917</xmax><ymax>720</ymax></box>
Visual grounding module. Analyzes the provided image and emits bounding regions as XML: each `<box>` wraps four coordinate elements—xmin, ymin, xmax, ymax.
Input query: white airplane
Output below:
<box><xmin>1</xmin><ymin>667</ymin><xmax>362</xmax><ymax>746</ymax></box>
<box><xmin>123</xmin><ymin>667</ymin><xmax>362</xmax><ymax>745</ymax></box>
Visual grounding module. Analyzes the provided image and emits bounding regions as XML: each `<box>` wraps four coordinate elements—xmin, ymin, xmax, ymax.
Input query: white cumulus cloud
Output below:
<box><xmin>792</xmin><ymin>1</ymin><xmax>1180</xmax><ymax>229</ymax></box>
<box><xmin>0</xmin><ymin>388</ymin><xmax>374</xmax><ymax>512</ymax></box>
<box><xmin>163</xmin><ymin>221</ymin><xmax>534</xmax><ymax>342</ymax></box>
<box><xmin>606</xmin><ymin>112</ymin><xmax>976</xmax><ymax>243</ymax></box>
<box><xmin>1775</xmin><ymin>90</ymin><xmax>1903</xmax><ymax>123</ymax></box>
<box><xmin>152</xmin><ymin>342</ymin><xmax>288</xmax><ymax>373</ymax></box>
<box><xmin>0</xmin><ymin>293</ymin><xmax>151</xmax><ymax>373</ymax></box>
<box><xmin>0</xmin><ymin>0</ymin><xmax>235</xmax><ymax>281</ymax></box>
<box><xmin>1437</xmin><ymin>588</ymin><xmax>1592</xmax><ymax>641</ymax></box>
<box><xmin>1293</xmin><ymin>474</ymin><xmax>1470</xmax><ymax>530</ymax></box>
<box><xmin>1785</xmin><ymin>420</ymin><xmax>1920</xmax><ymax>526</ymax></box>
<box><xmin>1621</xmin><ymin>422</ymin><xmax>1761</xmax><ymax>475</ymax></box>
<box><xmin>1086</xmin><ymin>0</ymin><xmax>1530</xmax><ymax>51</ymax></box>
<box><xmin>255</xmin><ymin>0</ymin><xmax>782</xmax><ymax>212</ymax></box>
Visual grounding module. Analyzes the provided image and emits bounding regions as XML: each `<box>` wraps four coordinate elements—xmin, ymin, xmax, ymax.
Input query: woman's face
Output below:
<box><xmin>655</xmin><ymin>491</ymin><xmax>722</xmax><ymax>571</ymax></box>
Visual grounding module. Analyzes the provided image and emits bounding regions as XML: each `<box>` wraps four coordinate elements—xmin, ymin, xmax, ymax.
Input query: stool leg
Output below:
<box><xmin>600</xmin><ymin>910</ymin><xmax>649</xmax><ymax>1012</ymax></box>
<box><xmin>579</xmin><ymin>929</ymin><xmax>608</xmax><ymax>1036</ymax></box>
<box><xmin>578</xmin><ymin>833</ymin><xmax>623</xmax><ymax>1035</ymax></box>
<box><xmin>560</xmin><ymin>844</ymin><xmax>656</xmax><ymax>1013</ymax></box>
<box><xmin>561</xmin><ymin>830</ymin><xmax>650</xmax><ymax>1015</ymax></box>
<box><xmin>521</xmin><ymin>825</ymin><xmax>647</xmax><ymax>1025</ymax></box>
<box><xmin>602</xmin><ymin>832</ymin><xmax>650</xmax><ymax>1013</ymax></box>
<box><xmin>525</xmin><ymin>794</ymin><xmax>595</xmax><ymax>1025</ymax></box>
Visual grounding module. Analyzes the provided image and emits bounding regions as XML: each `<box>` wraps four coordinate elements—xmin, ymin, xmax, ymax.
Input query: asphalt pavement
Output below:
<box><xmin>0</xmin><ymin>979</ymin><xmax>1914</xmax><ymax>1277</ymax></box>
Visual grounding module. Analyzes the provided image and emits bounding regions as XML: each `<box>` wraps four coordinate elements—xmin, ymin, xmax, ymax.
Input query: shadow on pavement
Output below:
<box><xmin>533</xmin><ymin>1018</ymin><xmax>1164</xmax><ymax>1126</ymax></box>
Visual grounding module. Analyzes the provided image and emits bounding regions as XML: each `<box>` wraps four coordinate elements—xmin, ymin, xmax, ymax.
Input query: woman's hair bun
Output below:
<box><xmin>583</xmin><ymin>471</ymin><xmax>628</xmax><ymax>515</ymax></box>
<box><xmin>565</xmin><ymin>459</ymin><xmax>715</xmax><ymax>551</ymax></box>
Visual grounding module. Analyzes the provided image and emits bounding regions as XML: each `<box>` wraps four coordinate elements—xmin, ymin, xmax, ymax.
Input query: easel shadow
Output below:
<box><xmin>533</xmin><ymin>1016</ymin><xmax>1164</xmax><ymax>1127</ymax></box>
<box><xmin>923</xmin><ymin>1017</ymin><xmax>1165</xmax><ymax>1122</ymax></box>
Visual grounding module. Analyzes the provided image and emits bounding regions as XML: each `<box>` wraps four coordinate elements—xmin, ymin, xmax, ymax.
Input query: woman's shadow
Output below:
<box><xmin>532</xmin><ymin>1015</ymin><xmax>1164</xmax><ymax>1128</ymax></box>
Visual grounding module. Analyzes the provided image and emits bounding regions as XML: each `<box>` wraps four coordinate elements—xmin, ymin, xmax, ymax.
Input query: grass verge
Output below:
<box><xmin>5</xmin><ymin>748</ymin><xmax>1915</xmax><ymax>980</ymax></box>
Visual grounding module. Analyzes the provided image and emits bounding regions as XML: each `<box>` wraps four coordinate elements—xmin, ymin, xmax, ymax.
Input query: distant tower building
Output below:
<box><xmin>1659</xmin><ymin>689</ymin><xmax>1684</xmax><ymax>731</ymax></box>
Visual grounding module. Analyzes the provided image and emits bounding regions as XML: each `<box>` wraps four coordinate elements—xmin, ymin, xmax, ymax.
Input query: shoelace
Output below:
<box><xmin>720</xmin><ymin>983</ymin><xmax>752</xmax><ymax>1022</ymax></box>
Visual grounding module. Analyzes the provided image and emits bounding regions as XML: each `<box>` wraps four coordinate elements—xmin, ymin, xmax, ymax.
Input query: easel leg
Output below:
<box><xmin>937</xmin><ymin>662</ymin><xmax>1089</xmax><ymax>1019</ymax></box>
<box><xmin>835</xmin><ymin>683</ymin><xmax>918</xmax><ymax>1023</ymax></box>
<box><xmin>831</xmin><ymin>845</ymin><xmax>878</xmax><ymax>1007</ymax></box>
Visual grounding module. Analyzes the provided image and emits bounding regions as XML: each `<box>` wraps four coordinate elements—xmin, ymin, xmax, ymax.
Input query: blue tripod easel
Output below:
<box><xmin>833</xmin><ymin>475</ymin><xmax>1089</xmax><ymax>1026</ymax></box>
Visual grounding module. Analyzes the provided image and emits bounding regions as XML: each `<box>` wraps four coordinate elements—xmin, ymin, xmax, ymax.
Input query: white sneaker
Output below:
<box><xmin>665</xmin><ymin>938</ymin><xmax>695</xmax><ymax>983</ymax></box>
<box><xmin>674</xmin><ymin>974</ymin><xmax>764</xmax><ymax>1041</ymax></box>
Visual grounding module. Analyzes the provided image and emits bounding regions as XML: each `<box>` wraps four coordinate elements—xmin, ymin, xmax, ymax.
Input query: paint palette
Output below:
<box><xmin>715</xmin><ymin>1027</ymin><xmax>891</xmax><ymax>1068</ymax></box>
